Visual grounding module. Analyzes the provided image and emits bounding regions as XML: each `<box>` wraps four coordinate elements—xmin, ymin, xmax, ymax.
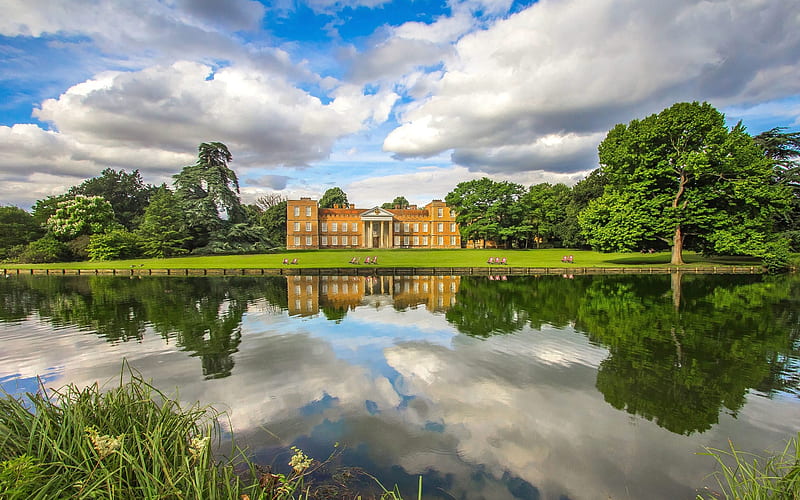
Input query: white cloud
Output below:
<box><xmin>383</xmin><ymin>0</ymin><xmax>800</xmax><ymax>174</ymax></box>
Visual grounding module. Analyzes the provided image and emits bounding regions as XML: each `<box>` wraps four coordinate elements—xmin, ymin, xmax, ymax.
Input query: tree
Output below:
<box><xmin>256</xmin><ymin>200</ymin><xmax>287</xmax><ymax>247</ymax></box>
<box><xmin>46</xmin><ymin>195</ymin><xmax>119</xmax><ymax>240</ymax></box>
<box><xmin>87</xmin><ymin>230</ymin><xmax>142</xmax><ymax>261</ymax></box>
<box><xmin>753</xmin><ymin>127</ymin><xmax>800</xmax><ymax>251</ymax></box>
<box><xmin>137</xmin><ymin>187</ymin><xmax>190</xmax><ymax>258</ymax></box>
<box><xmin>69</xmin><ymin>168</ymin><xmax>155</xmax><ymax>229</ymax></box>
<box><xmin>381</xmin><ymin>196</ymin><xmax>410</xmax><ymax>209</ymax></box>
<box><xmin>318</xmin><ymin>187</ymin><xmax>348</xmax><ymax>208</ymax></box>
<box><xmin>556</xmin><ymin>170</ymin><xmax>607</xmax><ymax>248</ymax></box>
<box><xmin>580</xmin><ymin>102</ymin><xmax>791</xmax><ymax>264</ymax></box>
<box><xmin>31</xmin><ymin>194</ymin><xmax>71</xmax><ymax>228</ymax></box>
<box><xmin>173</xmin><ymin>142</ymin><xmax>244</xmax><ymax>248</ymax></box>
<box><xmin>517</xmin><ymin>183</ymin><xmax>571</xmax><ymax>248</ymax></box>
<box><xmin>0</xmin><ymin>206</ymin><xmax>43</xmax><ymax>258</ymax></box>
<box><xmin>445</xmin><ymin>178</ymin><xmax>525</xmax><ymax>247</ymax></box>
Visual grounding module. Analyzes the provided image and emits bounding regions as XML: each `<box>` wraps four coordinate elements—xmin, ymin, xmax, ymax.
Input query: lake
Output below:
<box><xmin>1</xmin><ymin>272</ymin><xmax>798</xmax><ymax>499</ymax></box>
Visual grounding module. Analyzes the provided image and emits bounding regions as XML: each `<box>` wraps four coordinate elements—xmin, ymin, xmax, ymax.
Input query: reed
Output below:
<box><xmin>698</xmin><ymin>434</ymin><xmax>800</xmax><ymax>499</ymax></box>
<box><xmin>0</xmin><ymin>371</ymin><xmax>419</xmax><ymax>499</ymax></box>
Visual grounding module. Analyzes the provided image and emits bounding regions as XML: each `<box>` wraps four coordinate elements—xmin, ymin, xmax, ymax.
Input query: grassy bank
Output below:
<box><xmin>1</xmin><ymin>248</ymin><xmax>771</xmax><ymax>270</ymax></box>
<box><xmin>0</xmin><ymin>374</ymin><xmax>412</xmax><ymax>500</ymax></box>
<box><xmin>2</xmin><ymin>375</ymin><xmax>797</xmax><ymax>499</ymax></box>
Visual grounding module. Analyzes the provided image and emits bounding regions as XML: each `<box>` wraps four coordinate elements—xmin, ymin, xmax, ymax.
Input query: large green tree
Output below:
<box><xmin>69</xmin><ymin>168</ymin><xmax>155</xmax><ymax>229</ymax></box>
<box><xmin>580</xmin><ymin>102</ymin><xmax>791</xmax><ymax>264</ymax></box>
<box><xmin>381</xmin><ymin>196</ymin><xmax>410</xmax><ymax>209</ymax></box>
<box><xmin>445</xmin><ymin>178</ymin><xmax>525</xmax><ymax>248</ymax></box>
<box><xmin>46</xmin><ymin>195</ymin><xmax>119</xmax><ymax>240</ymax></box>
<box><xmin>173</xmin><ymin>142</ymin><xmax>244</xmax><ymax>248</ymax></box>
<box><xmin>753</xmin><ymin>127</ymin><xmax>800</xmax><ymax>251</ymax></box>
<box><xmin>137</xmin><ymin>187</ymin><xmax>190</xmax><ymax>258</ymax></box>
<box><xmin>318</xmin><ymin>187</ymin><xmax>348</xmax><ymax>208</ymax></box>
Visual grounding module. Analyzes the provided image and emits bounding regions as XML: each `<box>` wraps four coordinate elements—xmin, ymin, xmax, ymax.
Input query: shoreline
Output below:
<box><xmin>2</xmin><ymin>265</ymin><xmax>772</xmax><ymax>276</ymax></box>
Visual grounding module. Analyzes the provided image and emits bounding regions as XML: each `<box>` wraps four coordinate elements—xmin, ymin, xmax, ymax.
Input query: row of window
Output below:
<box><xmin>292</xmin><ymin>222</ymin><xmax>458</xmax><ymax>233</ymax></box>
<box><xmin>293</xmin><ymin>206</ymin><xmax>314</xmax><ymax>217</ymax></box>
<box><xmin>290</xmin><ymin>235</ymin><xmax>459</xmax><ymax>247</ymax></box>
<box><xmin>291</xmin><ymin>236</ymin><xmax>360</xmax><ymax>246</ymax></box>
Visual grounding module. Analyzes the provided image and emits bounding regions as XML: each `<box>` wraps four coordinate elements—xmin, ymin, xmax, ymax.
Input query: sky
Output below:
<box><xmin>1</xmin><ymin>0</ymin><xmax>799</xmax><ymax>210</ymax></box>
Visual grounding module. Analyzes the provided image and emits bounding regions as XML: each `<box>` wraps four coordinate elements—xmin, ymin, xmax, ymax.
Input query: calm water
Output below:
<box><xmin>1</xmin><ymin>273</ymin><xmax>798</xmax><ymax>499</ymax></box>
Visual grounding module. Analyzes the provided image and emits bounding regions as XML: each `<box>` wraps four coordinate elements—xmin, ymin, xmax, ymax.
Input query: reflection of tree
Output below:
<box><xmin>0</xmin><ymin>276</ymin><xmax>288</xmax><ymax>379</ymax></box>
<box><xmin>446</xmin><ymin>274</ymin><xmax>800</xmax><ymax>435</ymax></box>
<box><xmin>579</xmin><ymin>274</ymin><xmax>800</xmax><ymax>435</ymax></box>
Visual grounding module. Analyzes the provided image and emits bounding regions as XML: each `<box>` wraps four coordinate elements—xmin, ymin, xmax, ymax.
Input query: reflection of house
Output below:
<box><xmin>286</xmin><ymin>275</ymin><xmax>460</xmax><ymax>316</ymax></box>
<box><xmin>286</xmin><ymin>198</ymin><xmax>461</xmax><ymax>249</ymax></box>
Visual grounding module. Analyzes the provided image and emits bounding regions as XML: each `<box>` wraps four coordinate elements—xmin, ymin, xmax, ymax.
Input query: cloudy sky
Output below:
<box><xmin>2</xmin><ymin>0</ymin><xmax>799</xmax><ymax>210</ymax></box>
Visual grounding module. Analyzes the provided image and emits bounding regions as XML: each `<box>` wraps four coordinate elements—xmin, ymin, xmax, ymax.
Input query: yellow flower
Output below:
<box><xmin>85</xmin><ymin>426</ymin><xmax>122</xmax><ymax>459</ymax></box>
<box><xmin>189</xmin><ymin>436</ymin><xmax>210</xmax><ymax>459</ymax></box>
<box><xmin>288</xmin><ymin>446</ymin><xmax>313</xmax><ymax>473</ymax></box>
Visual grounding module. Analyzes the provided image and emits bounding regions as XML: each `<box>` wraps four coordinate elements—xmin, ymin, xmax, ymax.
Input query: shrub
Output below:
<box><xmin>17</xmin><ymin>235</ymin><xmax>71</xmax><ymax>263</ymax></box>
<box><xmin>87</xmin><ymin>230</ymin><xmax>143</xmax><ymax>261</ymax></box>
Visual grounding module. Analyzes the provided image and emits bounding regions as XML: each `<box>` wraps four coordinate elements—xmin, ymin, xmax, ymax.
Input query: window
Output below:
<box><xmin>437</xmin><ymin>207</ymin><xmax>443</xmax><ymax>217</ymax></box>
<box><xmin>321</xmin><ymin>236</ymin><xmax>328</xmax><ymax>246</ymax></box>
<box><xmin>413</xmin><ymin>223</ymin><xmax>419</xmax><ymax>232</ymax></box>
<box><xmin>438</xmin><ymin>236</ymin><xmax>444</xmax><ymax>246</ymax></box>
<box><xmin>305</xmin><ymin>222</ymin><xmax>311</xmax><ymax>232</ymax></box>
<box><xmin>294</xmin><ymin>206</ymin><xmax>300</xmax><ymax>217</ymax></box>
<box><xmin>437</xmin><ymin>223</ymin><xmax>444</xmax><ymax>233</ymax></box>
<box><xmin>403</xmin><ymin>223</ymin><xmax>410</xmax><ymax>233</ymax></box>
<box><xmin>306</xmin><ymin>236</ymin><xmax>312</xmax><ymax>246</ymax></box>
<box><xmin>305</xmin><ymin>206</ymin><xmax>311</xmax><ymax>217</ymax></box>
<box><xmin>422</xmin><ymin>223</ymin><xmax>428</xmax><ymax>232</ymax></box>
<box><xmin>293</xmin><ymin>236</ymin><xmax>300</xmax><ymax>246</ymax></box>
<box><xmin>450</xmin><ymin>236</ymin><xmax>457</xmax><ymax>246</ymax></box>
<box><xmin>394</xmin><ymin>236</ymin><xmax>400</xmax><ymax>246</ymax></box>
<box><xmin>450</xmin><ymin>223</ymin><xmax>456</xmax><ymax>232</ymax></box>
<box><xmin>423</xmin><ymin>236</ymin><xmax>429</xmax><ymax>246</ymax></box>
<box><xmin>321</xmin><ymin>222</ymin><xmax>328</xmax><ymax>232</ymax></box>
<box><xmin>352</xmin><ymin>236</ymin><xmax>358</xmax><ymax>246</ymax></box>
<box><xmin>403</xmin><ymin>236</ymin><xmax>410</xmax><ymax>246</ymax></box>
<box><xmin>332</xmin><ymin>236</ymin><xmax>338</xmax><ymax>246</ymax></box>
<box><xmin>413</xmin><ymin>236</ymin><xmax>419</xmax><ymax>246</ymax></box>
<box><xmin>394</xmin><ymin>222</ymin><xmax>400</xmax><ymax>232</ymax></box>
<box><xmin>342</xmin><ymin>236</ymin><xmax>348</xmax><ymax>245</ymax></box>
<box><xmin>352</xmin><ymin>223</ymin><xmax>358</xmax><ymax>232</ymax></box>
<box><xmin>331</xmin><ymin>222</ymin><xmax>338</xmax><ymax>232</ymax></box>
<box><xmin>293</xmin><ymin>222</ymin><xmax>300</xmax><ymax>231</ymax></box>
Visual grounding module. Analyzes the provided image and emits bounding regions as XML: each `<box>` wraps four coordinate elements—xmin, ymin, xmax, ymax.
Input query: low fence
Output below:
<box><xmin>2</xmin><ymin>265</ymin><xmax>769</xmax><ymax>277</ymax></box>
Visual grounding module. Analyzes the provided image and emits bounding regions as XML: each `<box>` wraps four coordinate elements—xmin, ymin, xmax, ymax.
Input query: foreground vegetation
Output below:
<box><xmin>0</xmin><ymin>374</ymin><xmax>414</xmax><ymax>500</ymax></box>
<box><xmin>1</xmin><ymin>248</ymin><xmax>787</xmax><ymax>271</ymax></box>
<box><xmin>1</xmin><ymin>375</ymin><xmax>796</xmax><ymax>499</ymax></box>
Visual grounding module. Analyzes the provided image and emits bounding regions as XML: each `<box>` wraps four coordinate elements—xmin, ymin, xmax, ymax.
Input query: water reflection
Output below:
<box><xmin>1</xmin><ymin>273</ymin><xmax>799</xmax><ymax>499</ymax></box>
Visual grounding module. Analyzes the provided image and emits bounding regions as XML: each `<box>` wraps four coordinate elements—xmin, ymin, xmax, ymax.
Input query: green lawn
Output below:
<box><xmin>1</xmin><ymin>248</ymin><xmax>770</xmax><ymax>270</ymax></box>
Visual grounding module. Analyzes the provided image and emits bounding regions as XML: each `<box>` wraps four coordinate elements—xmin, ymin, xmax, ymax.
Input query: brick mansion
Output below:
<box><xmin>286</xmin><ymin>198</ymin><xmax>461</xmax><ymax>249</ymax></box>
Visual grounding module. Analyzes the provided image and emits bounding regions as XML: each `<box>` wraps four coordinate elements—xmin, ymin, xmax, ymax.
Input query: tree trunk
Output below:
<box><xmin>670</xmin><ymin>271</ymin><xmax>683</xmax><ymax>310</ymax></box>
<box><xmin>671</xmin><ymin>225</ymin><xmax>685</xmax><ymax>265</ymax></box>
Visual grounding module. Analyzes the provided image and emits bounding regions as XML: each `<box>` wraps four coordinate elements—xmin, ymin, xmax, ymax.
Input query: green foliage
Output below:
<box><xmin>31</xmin><ymin>194</ymin><xmax>71</xmax><ymax>228</ymax></box>
<box><xmin>194</xmin><ymin>223</ymin><xmax>274</xmax><ymax>255</ymax></box>
<box><xmin>69</xmin><ymin>168</ymin><xmax>155</xmax><ymax>230</ymax></box>
<box><xmin>174</xmin><ymin>142</ymin><xmax>244</xmax><ymax>247</ymax></box>
<box><xmin>47</xmin><ymin>195</ymin><xmax>120</xmax><ymax>240</ymax></box>
<box><xmin>582</xmin><ymin>102</ymin><xmax>791</xmax><ymax>264</ymax></box>
<box><xmin>17</xmin><ymin>234</ymin><xmax>71</xmax><ymax>263</ymax></box>
<box><xmin>318</xmin><ymin>187</ymin><xmax>348</xmax><ymax>208</ymax></box>
<box><xmin>445</xmin><ymin>177</ymin><xmax>526</xmax><ymax>247</ymax></box>
<box><xmin>137</xmin><ymin>187</ymin><xmax>191</xmax><ymax>258</ymax></box>
<box><xmin>0</xmin><ymin>206</ymin><xmax>43</xmax><ymax>259</ymax></box>
<box><xmin>87</xmin><ymin>230</ymin><xmax>143</xmax><ymax>261</ymax></box>
<box><xmin>382</xmin><ymin>196</ymin><xmax>410</xmax><ymax>209</ymax></box>
<box><xmin>257</xmin><ymin>199</ymin><xmax>287</xmax><ymax>247</ymax></box>
<box><xmin>698</xmin><ymin>433</ymin><xmax>800</xmax><ymax>499</ymax></box>
<box><xmin>0</xmin><ymin>454</ymin><xmax>44</xmax><ymax>498</ymax></box>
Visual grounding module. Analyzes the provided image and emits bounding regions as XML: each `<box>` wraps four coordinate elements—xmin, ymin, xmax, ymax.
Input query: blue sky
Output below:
<box><xmin>1</xmin><ymin>0</ymin><xmax>799</xmax><ymax>209</ymax></box>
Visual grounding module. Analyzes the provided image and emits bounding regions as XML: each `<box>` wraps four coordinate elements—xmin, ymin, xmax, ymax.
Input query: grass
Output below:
<box><xmin>0</xmin><ymin>370</ymin><xmax>420</xmax><ymax>500</ymax></box>
<box><xmin>698</xmin><ymin>434</ymin><xmax>800</xmax><ymax>499</ymax></box>
<box><xmin>1</xmin><ymin>248</ymin><xmax>773</xmax><ymax>270</ymax></box>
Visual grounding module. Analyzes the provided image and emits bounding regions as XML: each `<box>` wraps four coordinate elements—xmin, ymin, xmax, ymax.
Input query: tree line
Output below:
<box><xmin>444</xmin><ymin>102</ymin><xmax>799</xmax><ymax>269</ymax></box>
<box><xmin>1</xmin><ymin>101</ymin><xmax>797</xmax><ymax>267</ymax></box>
<box><xmin>0</xmin><ymin>142</ymin><xmax>289</xmax><ymax>263</ymax></box>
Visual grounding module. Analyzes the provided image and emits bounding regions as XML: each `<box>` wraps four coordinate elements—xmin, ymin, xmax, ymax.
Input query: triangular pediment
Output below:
<box><xmin>359</xmin><ymin>206</ymin><xmax>394</xmax><ymax>218</ymax></box>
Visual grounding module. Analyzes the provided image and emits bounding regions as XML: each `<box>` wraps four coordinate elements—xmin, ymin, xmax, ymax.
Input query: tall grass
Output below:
<box><xmin>0</xmin><ymin>371</ymin><xmax>419</xmax><ymax>499</ymax></box>
<box><xmin>698</xmin><ymin>434</ymin><xmax>800</xmax><ymax>499</ymax></box>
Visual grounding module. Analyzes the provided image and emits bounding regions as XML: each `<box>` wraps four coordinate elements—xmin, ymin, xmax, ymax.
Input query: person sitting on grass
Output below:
<box><xmin>283</xmin><ymin>258</ymin><xmax>289</xmax><ymax>265</ymax></box>
<box><xmin>364</xmin><ymin>256</ymin><xmax>372</xmax><ymax>264</ymax></box>
<box><xmin>291</xmin><ymin>258</ymin><xmax>298</xmax><ymax>264</ymax></box>
<box><xmin>372</xmin><ymin>256</ymin><xmax>378</xmax><ymax>264</ymax></box>
<box><xmin>488</xmin><ymin>257</ymin><xmax>495</xmax><ymax>264</ymax></box>
<box><xmin>349</xmin><ymin>257</ymin><xmax>359</xmax><ymax>264</ymax></box>
<box><xmin>501</xmin><ymin>257</ymin><xmax>507</xmax><ymax>265</ymax></box>
<box><xmin>567</xmin><ymin>255</ymin><xmax>573</xmax><ymax>263</ymax></box>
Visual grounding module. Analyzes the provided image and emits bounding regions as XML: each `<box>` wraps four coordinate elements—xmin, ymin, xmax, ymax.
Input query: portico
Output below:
<box><xmin>360</xmin><ymin>207</ymin><xmax>394</xmax><ymax>248</ymax></box>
